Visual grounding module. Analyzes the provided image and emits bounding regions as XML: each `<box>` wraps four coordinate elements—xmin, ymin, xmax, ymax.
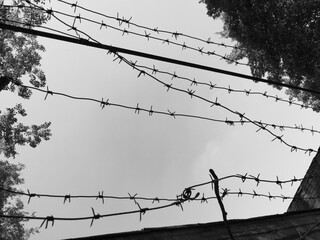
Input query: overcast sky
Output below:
<box><xmin>1</xmin><ymin>1</ymin><xmax>320</xmax><ymax>239</ymax></box>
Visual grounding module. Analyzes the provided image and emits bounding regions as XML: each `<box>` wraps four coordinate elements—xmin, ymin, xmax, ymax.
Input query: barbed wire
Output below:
<box><xmin>2</xmin><ymin>168</ymin><xmax>320</xmax><ymax>228</ymax></box>
<box><xmin>1</xmin><ymin>1</ymin><xmax>319</xmax><ymax>234</ymax></box>
<box><xmin>0</xmin><ymin>185</ymin><xmax>299</xmax><ymax>229</ymax></box>
<box><xmin>132</xmin><ymin>62</ymin><xmax>320</xmax><ymax>136</ymax></box>
<box><xmin>9</xmin><ymin>2</ymin><xmax>249</xmax><ymax>67</ymax></box>
<box><xmin>1</xmin><ymin>185</ymin><xmax>313</xmax><ymax>204</ymax></box>
<box><xmin>11</xmin><ymin>82</ymin><xmax>253</xmax><ymax>126</ymax></box>
<box><xmin>0</xmin><ymin>172</ymin><xmax>313</xmax><ymax>204</ymax></box>
<box><xmin>3</xmin><ymin>5</ymin><xmax>319</xmax><ymax>97</ymax></box>
<box><xmin>1</xmin><ymin>186</ymin><xmax>319</xmax><ymax>228</ymax></box>
<box><xmin>3</xmin><ymin>11</ymin><xmax>317</xmax><ymax>136</ymax></box>
<box><xmin>0</xmin><ymin>197</ymin><xmax>190</xmax><ymax>228</ymax></box>
<box><xmin>0</xmin><ymin>15</ymin><xmax>80</xmax><ymax>39</ymax></box>
<box><xmin>12</xmin><ymin>82</ymin><xmax>320</xmax><ymax>140</ymax></box>
<box><xmin>2</xmin><ymin>4</ymin><xmax>316</xmax><ymax>114</ymax></box>
<box><xmin>41</xmin><ymin>5</ymin><xmax>307</xmax><ymax>153</ymax></box>
<box><xmin>118</xmin><ymin>55</ymin><xmax>318</xmax><ymax>155</ymax></box>
<box><xmin>2</xmin><ymin>6</ymin><xmax>317</xmax><ymax>118</ymax></box>
<box><xmin>55</xmin><ymin>0</ymin><xmax>248</xmax><ymax>51</ymax></box>
<box><xmin>3</xmin><ymin>5</ymin><xmax>318</xmax><ymax>155</ymax></box>
<box><xmin>2</xmin><ymin>186</ymin><xmax>319</xmax><ymax>229</ymax></box>
<box><xmin>136</xmin><ymin>64</ymin><xmax>316</xmax><ymax>113</ymax></box>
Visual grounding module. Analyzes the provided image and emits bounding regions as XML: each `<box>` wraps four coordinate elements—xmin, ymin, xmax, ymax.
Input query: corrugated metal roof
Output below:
<box><xmin>288</xmin><ymin>147</ymin><xmax>320</xmax><ymax>212</ymax></box>
<box><xmin>65</xmin><ymin>208</ymin><xmax>320</xmax><ymax>240</ymax></box>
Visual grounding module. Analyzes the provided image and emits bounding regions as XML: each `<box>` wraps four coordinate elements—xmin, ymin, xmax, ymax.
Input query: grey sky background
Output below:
<box><xmin>1</xmin><ymin>0</ymin><xmax>320</xmax><ymax>239</ymax></box>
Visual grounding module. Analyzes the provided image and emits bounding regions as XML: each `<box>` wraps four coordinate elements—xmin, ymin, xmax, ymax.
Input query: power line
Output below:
<box><xmin>3</xmin><ymin>7</ymin><xmax>317</xmax><ymax>113</ymax></box>
<box><xmin>3</xmin><ymin>11</ymin><xmax>317</xmax><ymax>113</ymax></box>
<box><xmin>136</xmin><ymin>64</ymin><xmax>315</xmax><ymax>112</ymax></box>
<box><xmin>12</xmin><ymin>3</ymin><xmax>317</xmax><ymax>152</ymax></box>
<box><xmin>2</xmin><ymin>4</ymin><xmax>319</xmax><ymax>154</ymax></box>
<box><xmin>119</xmin><ymin>54</ymin><xmax>317</xmax><ymax>155</ymax></box>
<box><xmin>0</xmin><ymin>22</ymin><xmax>320</xmax><ymax>96</ymax></box>
<box><xmin>2</xmin><ymin>14</ymin><xmax>318</xmax><ymax>153</ymax></box>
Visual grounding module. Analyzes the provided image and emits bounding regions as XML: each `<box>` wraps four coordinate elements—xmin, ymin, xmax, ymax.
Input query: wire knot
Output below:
<box><xmin>90</xmin><ymin>208</ymin><xmax>101</xmax><ymax>227</ymax></box>
<box><xmin>40</xmin><ymin>215</ymin><xmax>54</xmax><ymax>229</ymax></box>
<box><xmin>63</xmin><ymin>194</ymin><xmax>71</xmax><ymax>204</ymax></box>
<box><xmin>96</xmin><ymin>191</ymin><xmax>104</xmax><ymax>204</ymax></box>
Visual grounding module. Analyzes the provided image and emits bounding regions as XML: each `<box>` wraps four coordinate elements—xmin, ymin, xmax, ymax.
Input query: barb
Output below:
<box><xmin>1</xmin><ymin>17</ymin><xmax>319</xmax><ymax>97</ymax></box>
<box><xmin>0</xmin><ymin>195</ymin><xmax>191</xmax><ymax>228</ymax></box>
<box><xmin>40</xmin><ymin>215</ymin><xmax>54</xmax><ymax>229</ymax></box>
<box><xmin>12</xmin><ymin>82</ymin><xmax>256</xmax><ymax>128</ymax></box>
<box><xmin>1</xmin><ymin>187</ymin><xmax>317</xmax><ymax>229</ymax></box>
<box><xmin>0</xmin><ymin>15</ymin><xmax>78</xmax><ymax>39</ymax></box>
<box><xmin>135</xmin><ymin>63</ymin><xmax>320</xmax><ymax>134</ymax></box>
<box><xmin>1</xmin><ymin>188</ymin><xmax>305</xmax><ymax>202</ymax></box>
<box><xmin>121</xmin><ymin>55</ymin><xmax>317</xmax><ymax>154</ymax></box>
<box><xmin>0</xmin><ymin>172</ymin><xmax>311</xmax><ymax>204</ymax></box>
<box><xmin>136</xmin><ymin>64</ymin><xmax>317</xmax><ymax>114</ymax></box>
<box><xmin>2</xmin><ymin>5</ymin><xmax>318</xmax><ymax>153</ymax></box>
<box><xmin>55</xmin><ymin>0</ymin><xmax>248</xmax><ymax>51</ymax></box>
<box><xmin>14</xmin><ymin>82</ymin><xmax>319</xmax><ymax>155</ymax></box>
<box><xmin>15</xmin><ymin>2</ymin><xmax>249</xmax><ymax>66</ymax></box>
<box><xmin>5</xmin><ymin>11</ymin><xmax>318</xmax><ymax>128</ymax></box>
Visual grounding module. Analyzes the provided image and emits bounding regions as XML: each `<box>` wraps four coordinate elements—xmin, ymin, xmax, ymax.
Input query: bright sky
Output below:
<box><xmin>1</xmin><ymin>1</ymin><xmax>320</xmax><ymax>239</ymax></box>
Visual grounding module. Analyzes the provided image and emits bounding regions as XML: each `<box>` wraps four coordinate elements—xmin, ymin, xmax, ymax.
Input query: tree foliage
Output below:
<box><xmin>0</xmin><ymin>105</ymin><xmax>50</xmax><ymax>239</ymax></box>
<box><xmin>0</xmin><ymin>1</ymin><xmax>51</xmax><ymax>239</ymax></box>
<box><xmin>0</xmin><ymin>103</ymin><xmax>51</xmax><ymax>159</ymax></box>
<box><xmin>0</xmin><ymin>160</ymin><xmax>38</xmax><ymax>240</ymax></box>
<box><xmin>200</xmin><ymin>0</ymin><xmax>320</xmax><ymax>111</ymax></box>
<box><xmin>0</xmin><ymin>0</ymin><xmax>49</xmax><ymax>98</ymax></box>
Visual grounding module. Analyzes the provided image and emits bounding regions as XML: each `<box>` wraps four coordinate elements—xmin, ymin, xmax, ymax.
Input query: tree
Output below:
<box><xmin>0</xmin><ymin>0</ymin><xmax>49</xmax><ymax>98</ymax></box>
<box><xmin>0</xmin><ymin>105</ymin><xmax>51</xmax><ymax>240</ymax></box>
<box><xmin>0</xmin><ymin>103</ymin><xmax>51</xmax><ymax>159</ymax></box>
<box><xmin>200</xmin><ymin>0</ymin><xmax>320</xmax><ymax>111</ymax></box>
<box><xmin>0</xmin><ymin>160</ymin><xmax>38</xmax><ymax>240</ymax></box>
<box><xmin>0</xmin><ymin>1</ymin><xmax>51</xmax><ymax>239</ymax></box>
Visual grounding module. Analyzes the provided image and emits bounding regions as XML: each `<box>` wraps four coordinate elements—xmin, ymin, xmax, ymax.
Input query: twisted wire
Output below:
<box><xmin>2</xmin><ymin>7</ymin><xmax>317</xmax><ymax>115</ymax></box>
<box><xmin>14</xmin><ymin>82</ymin><xmax>319</xmax><ymax>154</ymax></box>
<box><xmin>134</xmin><ymin>62</ymin><xmax>320</xmax><ymax>136</ymax></box>
<box><xmin>119</xmin><ymin>55</ymin><xmax>317</xmax><ymax>155</ymax></box>
<box><xmin>12</xmin><ymin>2</ymin><xmax>249</xmax><ymax>67</ymax></box>
<box><xmin>1</xmin><ymin>15</ymin><xmax>317</xmax><ymax>154</ymax></box>
<box><xmin>55</xmin><ymin>0</ymin><xmax>248</xmax><ymax>51</ymax></box>
<box><xmin>136</xmin><ymin>64</ymin><xmax>315</xmax><ymax>112</ymax></box>
<box><xmin>0</xmin><ymin>173</ymin><xmax>311</xmax><ymax>204</ymax></box>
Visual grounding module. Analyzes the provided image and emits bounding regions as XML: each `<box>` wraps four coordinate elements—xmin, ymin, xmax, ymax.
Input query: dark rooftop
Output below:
<box><xmin>65</xmin><ymin>208</ymin><xmax>320</xmax><ymax>240</ymax></box>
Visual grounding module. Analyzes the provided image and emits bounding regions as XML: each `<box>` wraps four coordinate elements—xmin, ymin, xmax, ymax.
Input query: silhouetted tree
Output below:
<box><xmin>0</xmin><ymin>160</ymin><xmax>38</xmax><ymax>240</ymax></box>
<box><xmin>0</xmin><ymin>0</ymin><xmax>49</xmax><ymax>98</ymax></box>
<box><xmin>200</xmin><ymin>0</ymin><xmax>320</xmax><ymax>111</ymax></box>
<box><xmin>0</xmin><ymin>1</ymin><xmax>51</xmax><ymax>239</ymax></box>
<box><xmin>0</xmin><ymin>103</ymin><xmax>51</xmax><ymax>159</ymax></box>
